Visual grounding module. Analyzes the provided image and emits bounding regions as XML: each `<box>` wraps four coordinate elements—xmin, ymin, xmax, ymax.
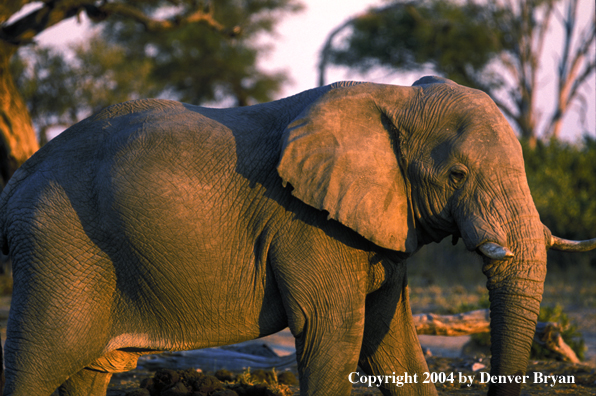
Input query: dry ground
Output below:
<box><xmin>0</xmin><ymin>278</ymin><xmax>594</xmax><ymax>395</ymax></box>
<box><xmin>104</xmin><ymin>356</ymin><xmax>595</xmax><ymax>395</ymax></box>
<box><xmin>105</xmin><ymin>282</ymin><xmax>596</xmax><ymax>395</ymax></box>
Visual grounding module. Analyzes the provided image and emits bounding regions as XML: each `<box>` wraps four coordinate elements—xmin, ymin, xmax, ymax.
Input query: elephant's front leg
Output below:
<box><xmin>358</xmin><ymin>271</ymin><xmax>437</xmax><ymax>396</ymax></box>
<box><xmin>277</xmin><ymin>262</ymin><xmax>367</xmax><ymax>395</ymax></box>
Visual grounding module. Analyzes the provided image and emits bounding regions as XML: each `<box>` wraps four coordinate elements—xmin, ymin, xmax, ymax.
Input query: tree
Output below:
<box><xmin>11</xmin><ymin>0</ymin><xmax>301</xmax><ymax>144</ymax></box>
<box><xmin>1</xmin><ymin>0</ymin><xmax>301</xmax><ymax>190</ymax></box>
<box><xmin>319</xmin><ymin>0</ymin><xmax>595</xmax><ymax>146</ymax></box>
<box><xmin>523</xmin><ymin>136</ymin><xmax>596</xmax><ymax>241</ymax></box>
<box><xmin>99</xmin><ymin>0</ymin><xmax>300</xmax><ymax>107</ymax></box>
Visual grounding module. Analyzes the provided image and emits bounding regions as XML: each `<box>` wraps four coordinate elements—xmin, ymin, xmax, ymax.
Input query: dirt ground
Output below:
<box><xmin>98</xmin><ymin>282</ymin><xmax>596</xmax><ymax>395</ymax></box>
<box><xmin>101</xmin><ymin>307</ymin><xmax>596</xmax><ymax>395</ymax></box>
<box><xmin>103</xmin><ymin>355</ymin><xmax>595</xmax><ymax>395</ymax></box>
<box><xmin>0</xmin><ymin>283</ymin><xmax>594</xmax><ymax>395</ymax></box>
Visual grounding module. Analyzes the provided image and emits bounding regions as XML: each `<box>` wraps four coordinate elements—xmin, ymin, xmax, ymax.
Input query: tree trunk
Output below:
<box><xmin>0</xmin><ymin>41</ymin><xmax>39</xmax><ymax>191</ymax></box>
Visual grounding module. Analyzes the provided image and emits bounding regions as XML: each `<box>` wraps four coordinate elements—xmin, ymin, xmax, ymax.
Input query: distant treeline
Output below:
<box><xmin>523</xmin><ymin>136</ymin><xmax>596</xmax><ymax>242</ymax></box>
<box><xmin>524</xmin><ymin>135</ymin><xmax>596</xmax><ymax>271</ymax></box>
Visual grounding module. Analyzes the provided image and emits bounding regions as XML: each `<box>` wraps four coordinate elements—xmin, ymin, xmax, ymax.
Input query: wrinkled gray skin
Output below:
<box><xmin>0</xmin><ymin>77</ymin><xmax>550</xmax><ymax>395</ymax></box>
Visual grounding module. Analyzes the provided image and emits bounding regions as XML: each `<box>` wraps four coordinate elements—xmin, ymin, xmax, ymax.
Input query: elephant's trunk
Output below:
<box><xmin>483</xmin><ymin>220</ymin><xmax>547</xmax><ymax>396</ymax></box>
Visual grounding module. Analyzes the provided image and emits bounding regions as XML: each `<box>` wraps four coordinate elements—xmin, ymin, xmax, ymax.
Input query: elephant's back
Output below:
<box><xmin>0</xmin><ymin>100</ymin><xmax>213</xmax><ymax>190</ymax></box>
<box><xmin>0</xmin><ymin>98</ymin><xmax>250</xmax><ymax>260</ymax></box>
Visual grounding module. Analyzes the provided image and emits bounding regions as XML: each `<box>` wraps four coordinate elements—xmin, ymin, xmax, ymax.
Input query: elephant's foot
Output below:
<box><xmin>57</xmin><ymin>369</ymin><xmax>112</xmax><ymax>396</ymax></box>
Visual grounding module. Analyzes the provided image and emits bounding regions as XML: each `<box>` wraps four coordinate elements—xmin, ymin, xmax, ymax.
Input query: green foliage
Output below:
<box><xmin>449</xmin><ymin>292</ymin><xmax>490</xmax><ymax>315</ymax></box>
<box><xmin>10</xmin><ymin>45</ymin><xmax>80</xmax><ymax>143</ymax></box>
<box><xmin>523</xmin><ymin>136</ymin><xmax>596</xmax><ymax>240</ymax></box>
<box><xmin>101</xmin><ymin>0</ymin><xmax>301</xmax><ymax>107</ymax></box>
<box><xmin>12</xmin><ymin>0</ymin><xmax>302</xmax><ymax>140</ymax></box>
<box><xmin>531</xmin><ymin>304</ymin><xmax>586</xmax><ymax>361</ymax></box>
<box><xmin>328</xmin><ymin>0</ymin><xmax>506</xmax><ymax>90</ymax></box>
<box><xmin>470</xmin><ymin>331</ymin><xmax>491</xmax><ymax>348</ymax></box>
<box><xmin>407</xmin><ymin>238</ymin><xmax>485</xmax><ymax>288</ymax></box>
<box><xmin>446</xmin><ymin>300</ymin><xmax>585</xmax><ymax>360</ymax></box>
<box><xmin>11</xmin><ymin>36</ymin><xmax>158</xmax><ymax>142</ymax></box>
<box><xmin>323</xmin><ymin>0</ymin><xmax>594</xmax><ymax>142</ymax></box>
<box><xmin>523</xmin><ymin>136</ymin><xmax>596</xmax><ymax>268</ymax></box>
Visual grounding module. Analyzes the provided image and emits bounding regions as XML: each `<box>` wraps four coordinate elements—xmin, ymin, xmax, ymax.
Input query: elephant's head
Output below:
<box><xmin>278</xmin><ymin>76</ymin><xmax>595</xmax><ymax>395</ymax></box>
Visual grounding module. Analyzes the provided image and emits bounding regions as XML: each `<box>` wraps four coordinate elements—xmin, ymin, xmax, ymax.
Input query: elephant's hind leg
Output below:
<box><xmin>57</xmin><ymin>348</ymin><xmax>146</xmax><ymax>396</ymax></box>
<box><xmin>3</xmin><ymin>267</ymin><xmax>117</xmax><ymax>395</ymax></box>
<box><xmin>3</xmin><ymin>322</ymin><xmax>115</xmax><ymax>396</ymax></box>
<box><xmin>57</xmin><ymin>369</ymin><xmax>112</xmax><ymax>396</ymax></box>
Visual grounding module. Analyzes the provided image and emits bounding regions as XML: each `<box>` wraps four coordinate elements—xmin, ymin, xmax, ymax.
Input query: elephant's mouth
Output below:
<box><xmin>450</xmin><ymin>229</ymin><xmax>514</xmax><ymax>260</ymax></box>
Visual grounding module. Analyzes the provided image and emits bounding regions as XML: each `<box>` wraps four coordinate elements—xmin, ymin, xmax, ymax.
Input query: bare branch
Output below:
<box><xmin>317</xmin><ymin>18</ymin><xmax>353</xmax><ymax>87</ymax></box>
<box><xmin>533</xmin><ymin>322</ymin><xmax>580</xmax><ymax>363</ymax></box>
<box><xmin>557</xmin><ymin>0</ymin><xmax>578</xmax><ymax>81</ymax></box>
<box><xmin>493</xmin><ymin>95</ymin><xmax>518</xmax><ymax>121</ymax></box>
<box><xmin>568</xmin><ymin>60</ymin><xmax>595</xmax><ymax>103</ymax></box>
<box><xmin>534</xmin><ymin>0</ymin><xmax>555</xmax><ymax>69</ymax></box>
<box><xmin>0</xmin><ymin>0</ymin><xmax>85</xmax><ymax>45</ymax></box>
<box><xmin>0</xmin><ymin>0</ymin><xmax>239</xmax><ymax>46</ymax></box>
<box><xmin>570</xmin><ymin>91</ymin><xmax>589</xmax><ymax>128</ymax></box>
<box><xmin>546</xmin><ymin>0</ymin><xmax>595</xmax><ymax>139</ymax></box>
<box><xmin>499</xmin><ymin>52</ymin><xmax>520</xmax><ymax>80</ymax></box>
<box><xmin>89</xmin><ymin>2</ymin><xmax>238</xmax><ymax>35</ymax></box>
<box><xmin>317</xmin><ymin>3</ymin><xmax>406</xmax><ymax>87</ymax></box>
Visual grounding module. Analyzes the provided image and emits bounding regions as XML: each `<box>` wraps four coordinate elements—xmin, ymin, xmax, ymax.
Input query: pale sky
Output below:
<box><xmin>26</xmin><ymin>0</ymin><xmax>596</xmax><ymax>140</ymax></box>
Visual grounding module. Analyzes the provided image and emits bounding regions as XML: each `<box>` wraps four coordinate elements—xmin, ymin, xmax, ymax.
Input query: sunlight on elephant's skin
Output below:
<box><xmin>0</xmin><ymin>76</ymin><xmax>594</xmax><ymax>396</ymax></box>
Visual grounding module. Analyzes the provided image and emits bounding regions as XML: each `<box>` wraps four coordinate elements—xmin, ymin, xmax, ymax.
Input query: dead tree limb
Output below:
<box><xmin>413</xmin><ymin>309</ymin><xmax>580</xmax><ymax>363</ymax></box>
<box><xmin>1</xmin><ymin>0</ymin><xmax>240</xmax><ymax>46</ymax></box>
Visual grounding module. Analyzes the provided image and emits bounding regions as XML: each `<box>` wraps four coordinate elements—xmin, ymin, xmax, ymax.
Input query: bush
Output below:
<box><xmin>457</xmin><ymin>303</ymin><xmax>586</xmax><ymax>361</ymax></box>
<box><xmin>523</xmin><ymin>136</ymin><xmax>596</xmax><ymax>269</ymax></box>
<box><xmin>530</xmin><ymin>304</ymin><xmax>586</xmax><ymax>361</ymax></box>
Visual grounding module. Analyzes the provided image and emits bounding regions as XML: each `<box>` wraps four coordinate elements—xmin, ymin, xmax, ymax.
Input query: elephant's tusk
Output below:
<box><xmin>478</xmin><ymin>242</ymin><xmax>514</xmax><ymax>260</ymax></box>
<box><xmin>548</xmin><ymin>235</ymin><xmax>596</xmax><ymax>252</ymax></box>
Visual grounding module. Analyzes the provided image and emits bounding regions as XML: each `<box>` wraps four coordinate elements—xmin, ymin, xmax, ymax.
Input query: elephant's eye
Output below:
<box><xmin>449</xmin><ymin>165</ymin><xmax>468</xmax><ymax>188</ymax></box>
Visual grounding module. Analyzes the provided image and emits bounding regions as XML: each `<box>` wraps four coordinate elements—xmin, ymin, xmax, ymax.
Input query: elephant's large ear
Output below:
<box><xmin>277</xmin><ymin>84</ymin><xmax>417</xmax><ymax>252</ymax></box>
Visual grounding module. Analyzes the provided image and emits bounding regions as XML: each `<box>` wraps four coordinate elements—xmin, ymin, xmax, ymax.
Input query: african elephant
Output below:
<box><xmin>0</xmin><ymin>76</ymin><xmax>593</xmax><ymax>396</ymax></box>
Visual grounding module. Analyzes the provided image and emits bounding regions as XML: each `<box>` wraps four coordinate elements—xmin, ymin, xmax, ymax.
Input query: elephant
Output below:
<box><xmin>0</xmin><ymin>76</ymin><xmax>594</xmax><ymax>396</ymax></box>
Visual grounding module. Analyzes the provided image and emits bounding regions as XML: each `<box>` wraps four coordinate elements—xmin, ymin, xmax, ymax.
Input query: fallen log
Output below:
<box><xmin>533</xmin><ymin>321</ymin><xmax>580</xmax><ymax>363</ymax></box>
<box><xmin>412</xmin><ymin>309</ymin><xmax>580</xmax><ymax>363</ymax></box>
<box><xmin>413</xmin><ymin>309</ymin><xmax>490</xmax><ymax>336</ymax></box>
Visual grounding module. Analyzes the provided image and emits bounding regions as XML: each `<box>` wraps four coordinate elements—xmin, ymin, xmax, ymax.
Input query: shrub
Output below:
<box><xmin>530</xmin><ymin>304</ymin><xmax>586</xmax><ymax>361</ymax></box>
